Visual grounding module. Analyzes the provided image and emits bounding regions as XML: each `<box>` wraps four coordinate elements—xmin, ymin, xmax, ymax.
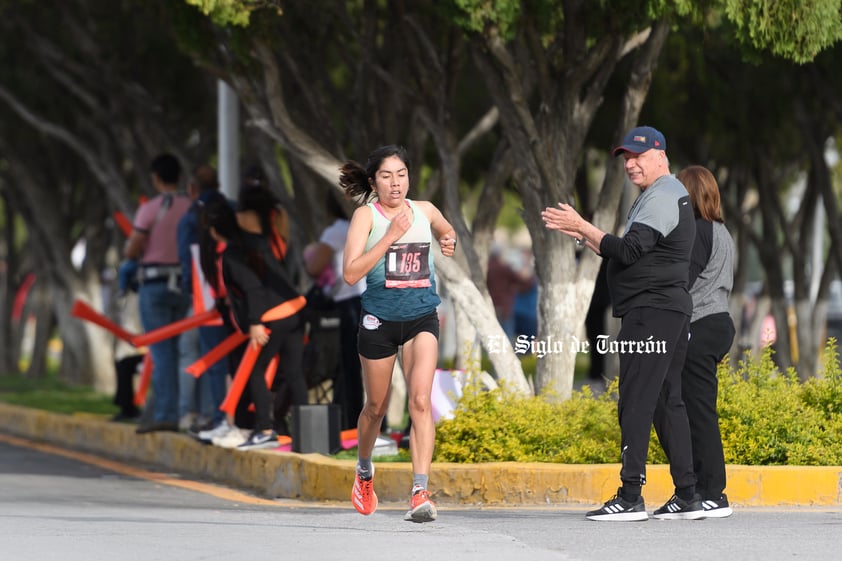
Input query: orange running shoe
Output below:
<box><xmin>351</xmin><ymin>470</ymin><xmax>378</xmax><ymax>515</ymax></box>
<box><xmin>404</xmin><ymin>489</ymin><xmax>437</xmax><ymax>522</ymax></box>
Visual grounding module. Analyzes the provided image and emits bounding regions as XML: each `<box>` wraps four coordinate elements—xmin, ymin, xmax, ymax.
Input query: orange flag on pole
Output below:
<box><xmin>185</xmin><ymin>331</ymin><xmax>249</xmax><ymax>378</ymax></box>
<box><xmin>133</xmin><ymin>354</ymin><xmax>153</xmax><ymax>407</ymax></box>
<box><xmin>218</xmin><ymin>342</ymin><xmax>262</xmax><ymax>416</ymax></box>
<box><xmin>71</xmin><ymin>300</ymin><xmax>137</xmax><ymax>343</ymax></box>
<box><xmin>131</xmin><ymin>309</ymin><xmax>220</xmax><ymax>347</ymax></box>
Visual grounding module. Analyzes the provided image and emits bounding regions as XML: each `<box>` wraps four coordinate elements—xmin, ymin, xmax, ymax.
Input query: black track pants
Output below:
<box><xmin>681</xmin><ymin>312</ymin><xmax>735</xmax><ymax>499</ymax></box>
<box><xmin>617</xmin><ymin>307</ymin><xmax>696</xmax><ymax>492</ymax></box>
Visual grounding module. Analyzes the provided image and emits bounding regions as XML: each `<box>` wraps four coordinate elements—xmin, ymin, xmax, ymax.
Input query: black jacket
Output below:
<box><xmin>600</xmin><ymin>175</ymin><xmax>695</xmax><ymax>318</ymax></box>
<box><xmin>222</xmin><ymin>232</ymin><xmax>301</xmax><ymax>331</ymax></box>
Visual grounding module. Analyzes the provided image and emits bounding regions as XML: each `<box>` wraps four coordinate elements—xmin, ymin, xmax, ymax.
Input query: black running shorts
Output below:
<box><xmin>356</xmin><ymin>310</ymin><xmax>439</xmax><ymax>360</ymax></box>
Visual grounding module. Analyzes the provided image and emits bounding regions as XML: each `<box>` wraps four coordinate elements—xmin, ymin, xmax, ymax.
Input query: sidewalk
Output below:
<box><xmin>1</xmin><ymin>402</ymin><xmax>840</xmax><ymax>507</ymax></box>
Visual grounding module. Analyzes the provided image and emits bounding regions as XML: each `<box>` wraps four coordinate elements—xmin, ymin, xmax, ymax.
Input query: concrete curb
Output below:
<box><xmin>2</xmin><ymin>403</ymin><xmax>840</xmax><ymax>507</ymax></box>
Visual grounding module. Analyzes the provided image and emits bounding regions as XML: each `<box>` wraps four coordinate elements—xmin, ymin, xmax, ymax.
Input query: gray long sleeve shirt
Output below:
<box><xmin>688</xmin><ymin>219</ymin><xmax>735</xmax><ymax>323</ymax></box>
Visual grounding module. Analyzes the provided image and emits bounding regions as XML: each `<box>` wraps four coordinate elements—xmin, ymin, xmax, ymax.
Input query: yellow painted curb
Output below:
<box><xmin>1</xmin><ymin>403</ymin><xmax>840</xmax><ymax>506</ymax></box>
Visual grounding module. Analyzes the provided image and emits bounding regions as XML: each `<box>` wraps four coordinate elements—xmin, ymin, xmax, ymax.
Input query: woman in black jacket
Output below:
<box><xmin>201</xmin><ymin>198</ymin><xmax>307</xmax><ymax>450</ymax></box>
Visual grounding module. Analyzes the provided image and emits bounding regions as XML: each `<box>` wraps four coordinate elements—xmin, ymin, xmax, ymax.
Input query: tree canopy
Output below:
<box><xmin>1</xmin><ymin>0</ymin><xmax>842</xmax><ymax>395</ymax></box>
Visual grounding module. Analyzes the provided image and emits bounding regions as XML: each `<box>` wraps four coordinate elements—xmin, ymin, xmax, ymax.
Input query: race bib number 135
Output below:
<box><xmin>385</xmin><ymin>242</ymin><xmax>431</xmax><ymax>288</ymax></box>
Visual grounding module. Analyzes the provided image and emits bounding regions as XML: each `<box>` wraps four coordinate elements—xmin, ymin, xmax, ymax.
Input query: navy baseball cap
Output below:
<box><xmin>612</xmin><ymin>126</ymin><xmax>666</xmax><ymax>156</ymax></box>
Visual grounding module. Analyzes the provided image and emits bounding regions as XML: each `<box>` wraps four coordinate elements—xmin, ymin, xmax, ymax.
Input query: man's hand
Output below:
<box><xmin>541</xmin><ymin>203</ymin><xmax>583</xmax><ymax>238</ymax></box>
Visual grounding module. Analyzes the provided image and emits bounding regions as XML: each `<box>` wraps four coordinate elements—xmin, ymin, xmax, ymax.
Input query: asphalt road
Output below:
<box><xmin>1</xmin><ymin>439</ymin><xmax>839</xmax><ymax>561</ymax></box>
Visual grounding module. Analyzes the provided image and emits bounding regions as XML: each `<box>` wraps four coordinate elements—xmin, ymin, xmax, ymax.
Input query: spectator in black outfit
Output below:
<box><xmin>112</xmin><ymin>354</ymin><xmax>144</xmax><ymax>421</ymax></box>
<box><xmin>203</xmin><ymin>194</ymin><xmax>308</xmax><ymax>450</ymax></box>
<box><xmin>236</xmin><ymin>183</ymin><xmax>308</xmax><ymax>439</ymax></box>
<box><xmin>543</xmin><ymin>126</ymin><xmax>704</xmax><ymax>521</ymax></box>
<box><xmin>676</xmin><ymin>165</ymin><xmax>736</xmax><ymax>518</ymax></box>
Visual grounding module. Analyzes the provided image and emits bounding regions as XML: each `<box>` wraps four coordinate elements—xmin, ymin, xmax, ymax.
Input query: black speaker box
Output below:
<box><xmin>292</xmin><ymin>404</ymin><xmax>342</xmax><ymax>454</ymax></box>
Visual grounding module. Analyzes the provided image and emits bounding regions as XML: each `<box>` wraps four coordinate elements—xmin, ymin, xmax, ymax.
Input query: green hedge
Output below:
<box><xmin>434</xmin><ymin>339</ymin><xmax>842</xmax><ymax>465</ymax></box>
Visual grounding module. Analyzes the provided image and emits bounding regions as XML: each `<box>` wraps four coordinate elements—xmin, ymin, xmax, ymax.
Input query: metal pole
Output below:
<box><xmin>218</xmin><ymin>80</ymin><xmax>240</xmax><ymax>200</ymax></box>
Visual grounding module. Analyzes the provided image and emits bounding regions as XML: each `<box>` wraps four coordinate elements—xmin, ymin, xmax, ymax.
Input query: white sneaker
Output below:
<box><xmin>212</xmin><ymin>426</ymin><xmax>249</xmax><ymax>448</ymax></box>
<box><xmin>197</xmin><ymin>419</ymin><xmax>233</xmax><ymax>443</ymax></box>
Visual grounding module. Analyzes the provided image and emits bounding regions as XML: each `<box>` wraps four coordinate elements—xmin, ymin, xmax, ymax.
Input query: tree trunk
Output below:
<box><xmin>434</xmin><ymin>256</ymin><xmax>530</xmax><ymax>395</ymax></box>
<box><xmin>795</xmin><ymin>296</ymin><xmax>826</xmax><ymax>381</ymax></box>
<box><xmin>59</xmin><ymin>272</ymin><xmax>118</xmax><ymax>393</ymax></box>
<box><xmin>23</xmin><ymin>282</ymin><xmax>53</xmax><ymax>380</ymax></box>
<box><xmin>466</xmin><ymin>20</ymin><xmax>669</xmax><ymax>399</ymax></box>
<box><xmin>452</xmin><ymin>304</ymin><xmax>481</xmax><ymax>373</ymax></box>
<box><xmin>0</xmin><ymin>193</ymin><xmax>19</xmax><ymax>373</ymax></box>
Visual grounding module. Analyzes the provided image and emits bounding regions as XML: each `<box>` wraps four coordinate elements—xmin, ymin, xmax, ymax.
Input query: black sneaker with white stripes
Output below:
<box><xmin>701</xmin><ymin>494</ymin><xmax>733</xmax><ymax>518</ymax></box>
<box><xmin>586</xmin><ymin>488</ymin><xmax>648</xmax><ymax>521</ymax></box>
<box><xmin>653</xmin><ymin>493</ymin><xmax>706</xmax><ymax>520</ymax></box>
<box><xmin>237</xmin><ymin>430</ymin><xmax>278</xmax><ymax>451</ymax></box>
